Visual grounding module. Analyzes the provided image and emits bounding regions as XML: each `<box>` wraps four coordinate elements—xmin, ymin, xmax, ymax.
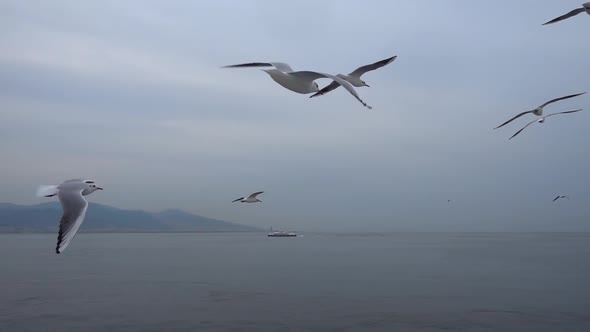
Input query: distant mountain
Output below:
<box><xmin>0</xmin><ymin>202</ymin><xmax>261</xmax><ymax>233</ymax></box>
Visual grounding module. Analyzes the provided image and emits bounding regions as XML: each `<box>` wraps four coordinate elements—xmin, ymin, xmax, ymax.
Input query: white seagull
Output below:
<box><xmin>508</xmin><ymin>109</ymin><xmax>583</xmax><ymax>140</ymax></box>
<box><xmin>36</xmin><ymin>179</ymin><xmax>103</xmax><ymax>254</ymax></box>
<box><xmin>552</xmin><ymin>195</ymin><xmax>570</xmax><ymax>202</ymax></box>
<box><xmin>232</xmin><ymin>191</ymin><xmax>264</xmax><ymax>203</ymax></box>
<box><xmin>494</xmin><ymin>92</ymin><xmax>586</xmax><ymax>129</ymax></box>
<box><xmin>543</xmin><ymin>3</ymin><xmax>590</xmax><ymax>25</ymax></box>
<box><xmin>222</xmin><ymin>62</ymin><xmax>372</xmax><ymax>109</ymax></box>
<box><xmin>310</xmin><ymin>55</ymin><xmax>397</xmax><ymax>98</ymax></box>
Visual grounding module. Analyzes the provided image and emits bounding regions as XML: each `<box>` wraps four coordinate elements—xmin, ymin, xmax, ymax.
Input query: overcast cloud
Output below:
<box><xmin>1</xmin><ymin>1</ymin><xmax>589</xmax><ymax>231</ymax></box>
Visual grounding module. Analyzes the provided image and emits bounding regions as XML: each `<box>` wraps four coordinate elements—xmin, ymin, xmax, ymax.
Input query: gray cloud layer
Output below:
<box><xmin>1</xmin><ymin>1</ymin><xmax>589</xmax><ymax>231</ymax></box>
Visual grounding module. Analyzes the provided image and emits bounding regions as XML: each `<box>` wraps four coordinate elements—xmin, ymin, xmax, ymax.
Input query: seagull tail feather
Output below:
<box><xmin>36</xmin><ymin>185</ymin><xmax>59</xmax><ymax>198</ymax></box>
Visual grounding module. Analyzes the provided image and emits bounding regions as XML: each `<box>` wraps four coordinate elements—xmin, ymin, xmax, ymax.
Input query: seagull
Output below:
<box><xmin>494</xmin><ymin>92</ymin><xmax>586</xmax><ymax>129</ymax></box>
<box><xmin>36</xmin><ymin>179</ymin><xmax>103</xmax><ymax>254</ymax></box>
<box><xmin>508</xmin><ymin>109</ymin><xmax>583</xmax><ymax>140</ymax></box>
<box><xmin>552</xmin><ymin>195</ymin><xmax>570</xmax><ymax>202</ymax></box>
<box><xmin>222</xmin><ymin>62</ymin><xmax>372</xmax><ymax>109</ymax></box>
<box><xmin>543</xmin><ymin>3</ymin><xmax>590</xmax><ymax>25</ymax></box>
<box><xmin>232</xmin><ymin>191</ymin><xmax>264</xmax><ymax>203</ymax></box>
<box><xmin>310</xmin><ymin>55</ymin><xmax>397</xmax><ymax>98</ymax></box>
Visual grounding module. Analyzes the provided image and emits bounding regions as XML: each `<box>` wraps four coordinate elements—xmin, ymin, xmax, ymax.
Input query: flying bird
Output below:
<box><xmin>309</xmin><ymin>55</ymin><xmax>397</xmax><ymax>98</ymax></box>
<box><xmin>543</xmin><ymin>3</ymin><xmax>590</xmax><ymax>25</ymax></box>
<box><xmin>232</xmin><ymin>191</ymin><xmax>264</xmax><ymax>203</ymax></box>
<box><xmin>552</xmin><ymin>195</ymin><xmax>570</xmax><ymax>202</ymax></box>
<box><xmin>508</xmin><ymin>109</ymin><xmax>583</xmax><ymax>140</ymax></box>
<box><xmin>222</xmin><ymin>62</ymin><xmax>372</xmax><ymax>109</ymax></box>
<box><xmin>494</xmin><ymin>92</ymin><xmax>586</xmax><ymax>129</ymax></box>
<box><xmin>36</xmin><ymin>179</ymin><xmax>103</xmax><ymax>254</ymax></box>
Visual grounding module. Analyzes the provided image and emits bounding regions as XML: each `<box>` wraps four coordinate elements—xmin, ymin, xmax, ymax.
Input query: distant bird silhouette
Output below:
<box><xmin>552</xmin><ymin>195</ymin><xmax>570</xmax><ymax>202</ymax></box>
<box><xmin>494</xmin><ymin>93</ymin><xmax>585</xmax><ymax>130</ymax></box>
<box><xmin>232</xmin><ymin>191</ymin><xmax>264</xmax><ymax>203</ymax></box>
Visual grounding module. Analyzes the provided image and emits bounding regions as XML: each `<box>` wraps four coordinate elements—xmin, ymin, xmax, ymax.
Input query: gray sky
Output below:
<box><xmin>1</xmin><ymin>1</ymin><xmax>589</xmax><ymax>231</ymax></box>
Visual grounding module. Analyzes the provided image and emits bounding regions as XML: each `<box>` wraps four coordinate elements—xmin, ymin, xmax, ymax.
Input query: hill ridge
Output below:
<box><xmin>0</xmin><ymin>202</ymin><xmax>260</xmax><ymax>233</ymax></box>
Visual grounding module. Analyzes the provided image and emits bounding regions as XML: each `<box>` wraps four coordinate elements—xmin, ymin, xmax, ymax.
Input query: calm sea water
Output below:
<box><xmin>1</xmin><ymin>232</ymin><xmax>590</xmax><ymax>331</ymax></box>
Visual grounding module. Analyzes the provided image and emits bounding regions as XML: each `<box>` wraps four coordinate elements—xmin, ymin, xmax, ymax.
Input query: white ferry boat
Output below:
<box><xmin>267</xmin><ymin>227</ymin><xmax>297</xmax><ymax>237</ymax></box>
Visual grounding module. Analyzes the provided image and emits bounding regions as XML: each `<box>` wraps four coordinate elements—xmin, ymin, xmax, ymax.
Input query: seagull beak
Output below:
<box><xmin>365</xmin><ymin>83</ymin><xmax>370</xmax><ymax>87</ymax></box>
<box><xmin>97</xmin><ymin>187</ymin><xmax>103</xmax><ymax>190</ymax></box>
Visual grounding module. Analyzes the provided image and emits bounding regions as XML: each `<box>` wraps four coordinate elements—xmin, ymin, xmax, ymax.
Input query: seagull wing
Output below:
<box><xmin>232</xmin><ymin>197</ymin><xmax>244</xmax><ymax>203</ymax></box>
<box><xmin>552</xmin><ymin>196</ymin><xmax>561</xmax><ymax>202</ymax></box>
<box><xmin>269</xmin><ymin>62</ymin><xmax>294</xmax><ymax>73</ymax></box>
<box><xmin>350</xmin><ymin>55</ymin><xmax>397</xmax><ymax>78</ymax></box>
<box><xmin>309</xmin><ymin>81</ymin><xmax>341</xmax><ymax>98</ymax></box>
<box><xmin>509</xmin><ymin>119</ymin><xmax>538</xmax><ymax>140</ymax></box>
<box><xmin>544</xmin><ymin>109</ymin><xmax>583</xmax><ymax>119</ymax></box>
<box><xmin>56</xmin><ymin>187</ymin><xmax>88</xmax><ymax>254</ymax></box>
<box><xmin>540</xmin><ymin>92</ymin><xmax>586</xmax><ymax>107</ymax></box>
<box><xmin>63</xmin><ymin>178</ymin><xmax>84</xmax><ymax>183</ymax></box>
<box><xmin>288</xmin><ymin>71</ymin><xmax>372</xmax><ymax>109</ymax></box>
<box><xmin>494</xmin><ymin>111</ymin><xmax>534</xmax><ymax>129</ymax></box>
<box><xmin>543</xmin><ymin>7</ymin><xmax>586</xmax><ymax>25</ymax></box>
<box><xmin>248</xmin><ymin>191</ymin><xmax>264</xmax><ymax>199</ymax></box>
<box><xmin>222</xmin><ymin>62</ymin><xmax>293</xmax><ymax>72</ymax></box>
<box><xmin>222</xmin><ymin>62</ymin><xmax>273</xmax><ymax>68</ymax></box>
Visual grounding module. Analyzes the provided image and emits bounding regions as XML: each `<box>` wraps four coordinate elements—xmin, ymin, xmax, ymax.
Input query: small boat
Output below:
<box><xmin>267</xmin><ymin>231</ymin><xmax>297</xmax><ymax>237</ymax></box>
<box><xmin>267</xmin><ymin>227</ymin><xmax>297</xmax><ymax>237</ymax></box>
